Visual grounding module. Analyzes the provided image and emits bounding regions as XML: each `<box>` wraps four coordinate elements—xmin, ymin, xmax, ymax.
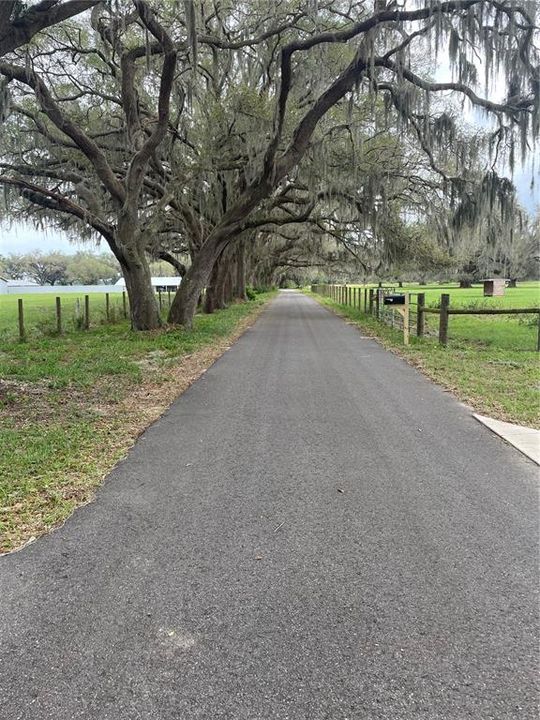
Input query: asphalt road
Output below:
<box><xmin>1</xmin><ymin>290</ymin><xmax>538</xmax><ymax>720</ymax></box>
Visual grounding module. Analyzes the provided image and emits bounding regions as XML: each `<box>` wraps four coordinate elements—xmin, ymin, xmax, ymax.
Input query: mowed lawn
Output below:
<box><xmin>400</xmin><ymin>282</ymin><xmax>539</xmax><ymax>352</ymax></box>
<box><xmin>312</xmin><ymin>281</ymin><xmax>540</xmax><ymax>428</ymax></box>
<box><xmin>1</xmin><ymin>291</ymin><xmax>127</xmax><ymax>339</ymax></box>
<box><xmin>0</xmin><ymin>291</ymin><xmax>274</xmax><ymax>552</ymax></box>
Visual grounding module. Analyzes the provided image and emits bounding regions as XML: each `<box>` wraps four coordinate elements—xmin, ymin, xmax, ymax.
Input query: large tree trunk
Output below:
<box><xmin>215</xmin><ymin>254</ymin><xmax>232</xmax><ymax>309</ymax></box>
<box><xmin>203</xmin><ymin>261</ymin><xmax>221</xmax><ymax>314</ymax></box>
<box><xmin>119</xmin><ymin>248</ymin><xmax>162</xmax><ymax>331</ymax></box>
<box><xmin>234</xmin><ymin>241</ymin><xmax>247</xmax><ymax>301</ymax></box>
<box><xmin>204</xmin><ymin>254</ymin><xmax>228</xmax><ymax>313</ymax></box>
<box><xmin>222</xmin><ymin>256</ymin><xmax>234</xmax><ymax>305</ymax></box>
<box><xmin>168</xmin><ymin>183</ymin><xmax>272</xmax><ymax>327</ymax></box>
<box><xmin>168</xmin><ymin>236</ymin><xmax>225</xmax><ymax>328</ymax></box>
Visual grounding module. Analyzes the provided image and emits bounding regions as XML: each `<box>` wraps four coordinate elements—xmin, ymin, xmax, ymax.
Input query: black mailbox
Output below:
<box><xmin>383</xmin><ymin>294</ymin><xmax>406</xmax><ymax>306</ymax></box>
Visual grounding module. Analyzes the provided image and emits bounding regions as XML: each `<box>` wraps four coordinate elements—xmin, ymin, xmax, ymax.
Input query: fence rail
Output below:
<box><xmin>312</xmin><ymin>284</ymin><xmax>540</xmax><ymax>351</ymax></box>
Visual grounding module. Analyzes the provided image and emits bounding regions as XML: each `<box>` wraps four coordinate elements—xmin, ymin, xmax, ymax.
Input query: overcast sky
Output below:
<box><xmin>0</xmin><ymin>224</ymin><xmax>110</xmax><ymax>255</ymax></box>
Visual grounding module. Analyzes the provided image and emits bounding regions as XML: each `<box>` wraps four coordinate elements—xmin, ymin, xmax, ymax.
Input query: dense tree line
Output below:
<box><xmin>0</xmin><ymin>250</ymin><xmax>121</xmax><ymax>284</ymax></box>
<box><xmin>0</xmin><ymin>0</ymin><xmax>538</xmax><ymax>328</ymax></box>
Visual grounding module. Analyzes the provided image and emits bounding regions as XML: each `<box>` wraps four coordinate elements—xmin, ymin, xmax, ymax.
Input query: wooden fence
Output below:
<box><xmin>10</xmin><ymin>289</ymin><xmax>187</xmax><ymax>340</ymax></box>
<box><xmin>311</xmin><ymin>285</ymin><xmax>540</xmax><ymax>351</ymax></box>
<box><xmin>424</xmin><ymin>293</ymin><xmax>540</xmax><ymax>350</ymax></box>
<box><xmin>12</xmin><ymin>292</ymin><xmax>129</xmax><ymax>340</ymax></box>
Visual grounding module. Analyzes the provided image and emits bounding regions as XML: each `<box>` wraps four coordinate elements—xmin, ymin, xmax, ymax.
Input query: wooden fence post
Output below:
<box><xmin>375</xmin><ymin>288</ymin><xmax>380</xmax><ymax>319</ymax></box>
<box><xmin>105</xmin><ymin>292</ymin><xmax>110</xmax><ymax>322</ymax></box>
<box><xmin>84</xmin><ymin>295</ymin><xmax>90</xmax><ymax>330</ymax></box>
<box><xmin>403</xmin><ymin>293</ymin><xmax>410</xmax><ymax>345</ymax></box>
<box><xmin>369</xmin><ymin>288</ymin><xmax>374</xmax><ymax>314</ymax></box>
<box><xmin>158</xmin><ymin>290</ymin><xmax>163</xmax><ymax>310</ymax></box>
<box><xmin>537</xmin><ymin>312</ymin><xmax>540</xmax><ymax>352</ymax></box>
<box><xmin>18</xmin><ymin>298</ymin><xmax>25</xmax><ymax>341</ymax></box>
<box><xmin>364</xmin><ymin>288</ymin><xmax>368</xmax><ymax>313</ymax></box>
<box><xmin>416</xmin><ymin>293</ymin><xmax>425</xmax><ymax>338</ymax></box>
<box><xmin>56</xmin><ymin>296</ymin><xmax>62</xmax><ymax>334</ymax></box>
<box><xmin>439</xmin><ymin>293</ymin><xmax>450</xmax><ymax>346</ymax></box>
<box><xmin>122</xmin><ymin>291</ymin><xmax>127</xmax><ymax>318</ymax></box>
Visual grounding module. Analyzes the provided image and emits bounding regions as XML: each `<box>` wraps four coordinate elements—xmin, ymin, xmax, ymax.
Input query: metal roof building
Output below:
<box><xmin>115</xmin><ymin>276</ymin><xmax>182</xmax><ymax>290</ymax></box>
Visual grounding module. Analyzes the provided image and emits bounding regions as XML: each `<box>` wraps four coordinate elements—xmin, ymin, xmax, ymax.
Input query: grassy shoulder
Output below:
<box><xmin>0</xmin><ymin>292</ymin><xmax>275</xmax><ymax>553</ymax></box>
<box><xmin>309</xmin><ymin>292</ymin><xmax>540</xmax><ymax>430</ymax></box>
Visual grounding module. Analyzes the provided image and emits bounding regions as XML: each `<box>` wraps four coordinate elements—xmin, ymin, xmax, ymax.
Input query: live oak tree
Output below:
<box><xmin>162</xmin><ymin>0</ymin><xmax>539</xmax><ymax>326</ymax></box>
<box><xmin>0</xmin><ymin>0</ymin><xmax>538</xmax><ymax>328</ymax></box>
<box><xmin>0</xmin><ymin>1</ymin><xmax>99</xmax><ymax>58</ymax></box>
<box><xmin>446</xmin><ymin>203</ymin><xmax>540</xmax><ymax>283</ymax></box>
<box><xmin>0</xmin><ymin>0</ymin><xmax>178</xmax><ymax>329</ymax></box>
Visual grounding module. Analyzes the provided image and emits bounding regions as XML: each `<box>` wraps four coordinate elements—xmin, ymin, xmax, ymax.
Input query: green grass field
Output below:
<box><xmin>342</xmin><ymin>281</ymin><xmax>540</xmax><ymax>352</ymax></box>
<box><xmin>0</xmin><ymin>291</ymin><xmax>274</xmax><ymax>552</ymax></box>
<box><xmin>311</xmin><ymin>282</ymin><xmax>540</xmax><ymax>429</ymax></box>
<box><xmin>400</xmin><ymin>281</ymin><xmax>540</xmax><ymax>309</ymax></box>
<box><xmin>0</xmin><ymin>291</ymin><xmax>133</xmax><ymax>340</ymax></box>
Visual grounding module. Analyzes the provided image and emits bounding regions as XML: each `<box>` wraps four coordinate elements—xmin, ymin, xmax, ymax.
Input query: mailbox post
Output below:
<box><xmin>383</xmin><ymin>293</ymin><xmax>410</xmax><ymax>345</ymax></box>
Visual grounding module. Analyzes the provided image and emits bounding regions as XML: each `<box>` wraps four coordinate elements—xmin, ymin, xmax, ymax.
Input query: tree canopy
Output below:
<box><xmin>0</xmin><ymin>0</ymin><xmax>538</xmax><ymax>327</ymax></box>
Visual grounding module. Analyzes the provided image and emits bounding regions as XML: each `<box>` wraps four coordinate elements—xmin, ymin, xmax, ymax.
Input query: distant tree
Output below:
<box><xmin>148</xmin><ymin>260</ymin><xmax>179</xmax><ymax>278</ymax></box>
<box><xmin>23</xmin><ymin>250</ymin><xmax>69</xmax><ymax>284</ymax></box>
<box><xmin>1</xmin><ymin>253</ymin><xmax>27</xmax><ymax>280</ymax></box>
<box><xmin>66</xmin><ymin>252</ymin><xmax>120</xmax><ymax>284</ymax></box>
